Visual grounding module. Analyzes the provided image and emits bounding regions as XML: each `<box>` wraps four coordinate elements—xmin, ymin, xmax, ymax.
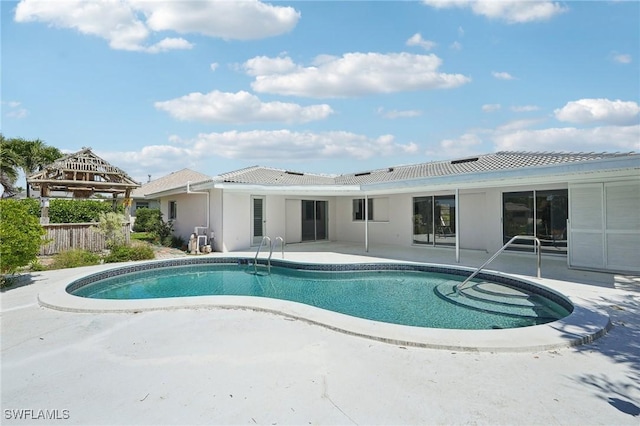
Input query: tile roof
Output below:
<box><xmin>335</xmin><ymin>151</ymin><xmax>638</xmax><ymax>184</ymax></box>
<box><xmin>216</xmin><ymin>166</ymin><xmax>336</xmax><ymax>185</ymax></box>
<box><xmin>135</xmin><ymin>151</ymin><xmax>637</xmax><ymax>196</ymax></box>
<box><xmin>132</xmin><ymin>168</ymin><xmax>211</xmax><ymax>197</ymax></box>
<box><xmin>212</xmin><ymin>151</ymin><xmax>638</xmax><ymax>187</ymax></box>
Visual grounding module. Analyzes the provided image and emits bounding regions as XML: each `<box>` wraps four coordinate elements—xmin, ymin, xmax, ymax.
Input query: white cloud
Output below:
<box><xmin>492</xmin><ymin>71</ymin><xmax>515</xmax><ymax>80</ymax></box>
<box><xmin>406</xmin><ymin>33</ymin><xmax>437</xmax><ymax>50</ymax></box>
<box><xmin>154</xmin><ymin>90</ymin><xmax>334</xmax><ymax>124</ymax></box>
<box><xmin>192</xmin><ymin>130</ymin><xmax>418</xmax><ymax>161</ymax></box>
<box><xmin>511</xmin><ymin>105</ymin><xmax>540</xmax><ymax>112</ymax></box>
<box><xmin>555</xmin><ymin>99</ymin><xmax>640</xmax><ymax>126</ymax></box>
<box><xmin>245</xmin><ymin>52</ymin><xmax>471</xmax><ymax>98</ymax></box>
<box><xmin>482</xmin><ymin>104</ymin><xmax>501</xmax><ymax>113</ymax></box>
<box><xmin>612</xmin><ymin>53</ymin><xmax>632</xmax><ymax>64</ymax></box>
<box><xmin>137</xmin><ymin>0</ymin><xmax>299</xmax><ymax>40</ymax></box>
<box><xmin>423</xmin><ymin>0</ymin><xmax>567</xmax><ymax>23</ymax></box>
<box><xmin>495</xmin><ymin>118</ymin><xmax>544</xmax><ymax>132</ymax></box>
<box><xmin>104</xmin><ymin>131</ymin><xmax>418</xmax><ymax>174</ymax></box>
<box><xmin>450</xmin><ymin>41</ymin><xmax>463</xmax><ymax>51</ymax></box>
<box><xmin>243</xmin><ymin>56</ymin><xmax>299</xmax><ymax>76</ymax></box>
<box><xmin>210</xmin><ymin>63</ymin><xmax>219</xmax><ymax>72</ymax></box>
<box><xmin>3</xmin><ymin>101</ymin><xmax>28</xmax><ymax>119</ymax></box>
<box><xmin>14</xmin><ymin>0</ymin><xmax>299</xmax><ymax>52</ymax></box>
<box><xmin>377</xmin><ymin>107</ymin><xmax>423</xmax><ymax>119</ymax></box>
<box><xmin>427</xmin><ymin>133</ymin><xmax>483</xmax><ymax>158</ymax></box>
<box><xmin>493</xmin><ymin>125</ymin><xmax>640</xmax><ymax>152</ymax></box>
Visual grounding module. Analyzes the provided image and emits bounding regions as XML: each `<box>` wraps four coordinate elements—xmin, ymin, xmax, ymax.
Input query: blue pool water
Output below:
<box><xmin>70</xmin><ymin>262</ymin><xmax>572</xmax><ymax>330</ymax></box>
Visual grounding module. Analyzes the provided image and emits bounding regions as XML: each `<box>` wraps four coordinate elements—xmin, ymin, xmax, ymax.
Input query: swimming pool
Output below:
<box><xmin>67</xmin><ymin>258</ymin><xmax>572</xmax><ymax>331</ymax></box>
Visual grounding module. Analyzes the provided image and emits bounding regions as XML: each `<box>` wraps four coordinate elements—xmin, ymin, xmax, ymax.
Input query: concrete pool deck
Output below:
<box><xmin>2</xmin><ymin>244</ymin><xmax>640</xmax><ymax>424</ymax></box>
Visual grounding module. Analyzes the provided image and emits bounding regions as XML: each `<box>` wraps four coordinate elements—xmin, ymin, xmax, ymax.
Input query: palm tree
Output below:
<box><xmin>0</xmin><ymin>134</ymin><xmax>20</xmax><ymax>197</ymax></box>
<box><xmin>9</xmin><ymin>138</ymin><xmax>63</xmax><ymax>197</ymax></box>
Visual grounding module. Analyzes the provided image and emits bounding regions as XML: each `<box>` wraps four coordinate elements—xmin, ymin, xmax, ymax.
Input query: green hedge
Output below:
<box><xmin>18</xmin><ymin>198</ymin><xmax>118</xmax><ymax>223</ymax></box>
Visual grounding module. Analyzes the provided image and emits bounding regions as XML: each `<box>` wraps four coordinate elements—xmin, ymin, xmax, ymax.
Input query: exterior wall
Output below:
<box><xmin>335</xmin><ymin>195</ymin><xmax>410</xmax><ymax>246</ymax></box>
<box><xmin>210</xmin><ymin>189</ymin><xmax>223</xmax><ymax>252</ymax></box>
<box><xmin>216</xmin><ymin>193</ymin><xmax>339</xmax><ymax>252</ymax></box>
<box><xmin>159</xmin><ymin>192</ymin><xmax>208</xmax><ymax>243</ymax></box>
<box><xmin>459</xmin><ymin>191</ymin><xmax>488</xmax><ymax>251</ymax></box>
<box><xmin>221</xmin><ymin>192</ymin><xmax>250</xmax><ymax>252</ymax></box>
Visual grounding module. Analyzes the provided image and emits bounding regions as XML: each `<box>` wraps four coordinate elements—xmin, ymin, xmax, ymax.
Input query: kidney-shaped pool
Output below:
<box><xmin>67</xmin><ymin>258</ymin><xmax>573</xmax><ymax>331</ymax></box>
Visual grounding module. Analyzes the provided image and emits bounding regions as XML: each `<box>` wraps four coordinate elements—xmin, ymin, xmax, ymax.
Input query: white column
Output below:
<box><xmin>455</xmin><ymin>188</ymin><xmax>460</xmax><ymax>263</ymax></box>
<box><xmin>364</xmin><ymin>195</ymin><xmax>369</xmax><ymax>252</ymax></box>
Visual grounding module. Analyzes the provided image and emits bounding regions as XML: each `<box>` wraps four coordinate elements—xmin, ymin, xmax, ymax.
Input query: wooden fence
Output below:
<box><xmin>40</xmin><ymin>222</ymin><xmax>131</xmax><ymax>255</ymax></box>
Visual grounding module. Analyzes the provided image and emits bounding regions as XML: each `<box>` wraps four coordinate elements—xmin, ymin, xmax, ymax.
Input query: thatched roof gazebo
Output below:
<box><xmin>27</xmin><ymin>147</ymin><xmax>140</xmax><ymax>224</ymax></box>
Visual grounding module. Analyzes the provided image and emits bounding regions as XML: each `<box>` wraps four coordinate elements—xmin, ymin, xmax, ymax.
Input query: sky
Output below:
<box><xmin>2</xmin><ymin>0</ymin><xmax>639</xmax><ymax>184</ymax></box>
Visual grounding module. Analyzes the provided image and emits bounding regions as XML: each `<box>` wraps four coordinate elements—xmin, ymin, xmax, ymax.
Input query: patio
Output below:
<box><xmin>2</xmin><ymin>244</ymin><xmax>639</xmax><ymax>424</ymax></box>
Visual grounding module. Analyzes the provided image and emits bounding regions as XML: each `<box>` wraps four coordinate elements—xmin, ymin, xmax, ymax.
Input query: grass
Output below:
<box><xmin>131</xmin><ymin>232</ymin><xmax>155</xmax><ymax>243</ymax></box>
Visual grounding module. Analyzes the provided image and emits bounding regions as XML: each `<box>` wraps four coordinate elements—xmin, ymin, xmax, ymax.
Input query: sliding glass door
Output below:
<box><xmin>413</xmin><ymin>195</ymin><xmax>456</xmax><ymax>246</ymax></box>
<box><xmin>503</xmin><ymin>190</ymin><xmax>568</xmax><ymax>253</ymax></box>
<box><xmin>301</xmin><ymin>200</ymin><xmax>327</xmax><ymax>241</ymax></box>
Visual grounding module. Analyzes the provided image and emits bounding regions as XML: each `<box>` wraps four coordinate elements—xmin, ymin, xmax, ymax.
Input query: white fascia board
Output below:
<box><xmin>211</xmin><ymin>182</ymin><xmax>363</xmax><ymax>196</ymax></box>
<box><xmin>362</xmin><ymin>155</ymin><xmax>640</xmax><ymax>194</ymax></box>
<box><xmin>143</xmin><ymin>186</ymin><xmax>190</xmax><ymax>198</ymax></box>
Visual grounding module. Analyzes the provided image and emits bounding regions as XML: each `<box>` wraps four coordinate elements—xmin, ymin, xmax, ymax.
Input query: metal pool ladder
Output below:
<box><xmin>455</xmin><ymin>235</ymin><xmax>542</xmax><ymax>294</ymax></box>
<box><xmin>253</xmin><ymin>236</ymin><xmax>285</xmax><ymax>274</ymax></box>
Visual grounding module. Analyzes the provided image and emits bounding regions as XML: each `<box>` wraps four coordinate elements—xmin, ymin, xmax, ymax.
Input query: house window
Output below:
<box><xmin>134</xmin><ymin>201</ymin><xmax>149</xmax><ymax>213</ymax></box>
<box><xmin>353</xmin><ymin>198</ymin><xmax>373</xmax><ymax>221</ymax></box>
<box><xmin>168</xmin><ymin>201</ymin><xmax>177</xmax><ymax>220</ymax></box>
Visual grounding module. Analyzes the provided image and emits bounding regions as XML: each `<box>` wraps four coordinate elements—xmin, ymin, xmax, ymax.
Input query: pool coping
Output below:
<box><xmin>37</xmin><ymin>257</ymin><xmax>613</xmax><ymax>353</ymax></box>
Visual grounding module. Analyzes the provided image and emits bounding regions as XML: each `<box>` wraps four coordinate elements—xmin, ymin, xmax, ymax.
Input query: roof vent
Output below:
<box><xmin>354</xmin><ymin>171</ymin><xmax>371</xmax><ymax>177</ymax></box>
<box><xmin>388</xmin><ymin>167</ymin><xmax>394</xmax><ymax>172</ymax></box>
<box><xmin>451</xmin><ymin>157</ymin><xmax>479</xmax><ymax>165</ymax></box>
<box><xmin>285</xmin><ymin>171</ymin><xmax>304</xmax><ymax>176</ymax></box>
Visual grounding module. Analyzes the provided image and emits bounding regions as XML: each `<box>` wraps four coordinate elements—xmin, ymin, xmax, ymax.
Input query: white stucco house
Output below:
<box><xmin>139</xmin><ymin>151</ymin><xmax>640</xmax><ymax>274</ymax></box>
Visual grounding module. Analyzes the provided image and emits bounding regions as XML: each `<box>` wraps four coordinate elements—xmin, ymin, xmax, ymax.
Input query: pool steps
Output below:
<box><xmin>435</xmin><ymin>281</ymin><xmax>561</xmax><ymax>321</ymax></box>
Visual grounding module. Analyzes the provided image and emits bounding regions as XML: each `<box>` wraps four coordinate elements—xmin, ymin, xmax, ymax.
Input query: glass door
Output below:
<box><xmin>502</xmin><ymin>190</ymin><xmax>568</xmax><ymax>253</ymax></box>
<box><xmin>413</xmin><ymin>196</ymin><xmax>433</xmax><ymax>245</ymax></box>
<box><xmin>251</xmin><ymin>196</ymin><xmax>265</xmax><ymax>245</ymax></box>
<box><xmin>301</xmin><ymin>200</ymin><xmax>327</xmax><ymax>241</ymax></box>
<box><xmin>434</xmin><ymin>195</ymin><xmax>456</xmax><ymax>246</ymax></box>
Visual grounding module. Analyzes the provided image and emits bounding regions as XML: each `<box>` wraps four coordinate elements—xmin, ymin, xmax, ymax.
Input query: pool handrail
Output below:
<box><xmin>456</xmin><ymin>235</ymin><xmax>541</xmax><ymax>294</ymax></box>
<box><xmin>271</xmin><ymin>236</ymin><xmax>285</xmax><ymax>260</ymax></box>
<box><xmin>254</xmin><ymin>236</ymin><xmax>271</xmax><ymax>274</ymax></box>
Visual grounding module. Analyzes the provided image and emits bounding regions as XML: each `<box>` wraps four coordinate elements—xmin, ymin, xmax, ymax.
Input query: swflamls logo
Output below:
<box><xmin>4</xmin><ymin>409</ymin><xmax>70</xmax><ymax>420</ymax></box>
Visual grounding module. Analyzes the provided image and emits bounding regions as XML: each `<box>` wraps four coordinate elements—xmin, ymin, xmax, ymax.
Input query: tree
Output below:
<box><xmin>0</xmin><ymin>135</ymin><xmax>20</xmax><ymax>197</ymax></box>
<box><xmin>8</xmin><ymin>138</ymin><xmax>63</xmax><ymax>197</ymax></box>
<box><xmin>0</xmin><ymin>199</ymin><xmax>46</xmax><ymax>274</ymax></box>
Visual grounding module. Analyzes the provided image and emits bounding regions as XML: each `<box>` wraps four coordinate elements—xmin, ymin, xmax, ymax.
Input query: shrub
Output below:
<box><xmin>132</xmin><ymin>208</ymin><xmax>162</xmax><ymax>232</ymax></box>
<box><xmin>103</xmin><ymin>244</ymin><xmax>155</xmax><ymax>263</ymax></box>
<box><xmin>0</xmin><ymin>199</ymin><xmax>46</xmax><ymax>274</ymax></box>
<box><xmin>170</xmin><ymin>235</ymin><xmax>186</xmax><ymax>250</ymax></box>
<box><xmin>95</xmin><ymin>212</ymin><xmax>126</xmax><ymax>248</ymax></box>
<box><xmin>148</xmin><ymin>217</ymin><xmax>174</xmax><ymax>246</ymax></box>
<box><xmin>49</xmin><ymin>249</ymin><xmax>101</xmax><ymax>270</ymax></box>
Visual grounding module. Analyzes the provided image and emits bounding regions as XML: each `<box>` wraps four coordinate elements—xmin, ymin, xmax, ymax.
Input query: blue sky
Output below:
<box><xmin>2</xmin><ymin>0</ymin><xmax>639</xmax><ymax>183</ymax></box>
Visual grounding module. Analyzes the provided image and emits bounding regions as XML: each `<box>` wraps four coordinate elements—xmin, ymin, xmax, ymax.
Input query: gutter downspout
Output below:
<box><xmin>187</xmin><ymin>181</ymin><xmax>210</xmax><ymax>245</ymax></box>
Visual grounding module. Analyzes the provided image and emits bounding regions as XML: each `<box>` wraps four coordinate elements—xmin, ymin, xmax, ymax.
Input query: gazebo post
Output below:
<box><xmin>124</xmin><ymin>189</ymin><xmax>132</xmax><ymax>222</ymax></box>
<box><xmin>40</xmin><ymin>185</ymin><xmax>50</xmax><ymax>225</ymax></box>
